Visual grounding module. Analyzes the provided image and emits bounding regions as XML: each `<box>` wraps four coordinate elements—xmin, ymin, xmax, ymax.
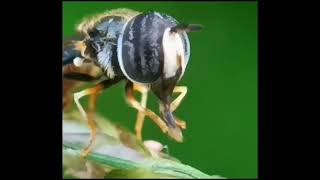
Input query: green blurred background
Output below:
<box><xmin>63</xmin><ymin>1</ymin><xmax>257</xmax><ymax>178</ymax></box>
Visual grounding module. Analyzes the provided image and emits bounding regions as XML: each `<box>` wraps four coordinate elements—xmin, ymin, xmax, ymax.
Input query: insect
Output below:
<box><xmin>63</xmin><ymin>8</ymin><xmax>202</xmax><ymax>157</ymax></box>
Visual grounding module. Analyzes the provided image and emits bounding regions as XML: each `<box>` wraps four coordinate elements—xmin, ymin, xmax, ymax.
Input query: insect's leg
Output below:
<box><xmin>74</xmin><ymin>84</ymin><xmax>103</xmax><ymax>157</ymax></box>
<box><xmin>132</xmin><ymin>84</ymin><xmax>149</xmax><ymax>140</ymax></box>
<box><xmin>74</xmin><ymin>78</ymin><xmax>122</xmax><ymax>157</ymax></box>
<box><xmin>170</xmin><ymin>86</ymin><xmax>187</xmax><ymax>112</ymax></box>
<box><xmin>173</xmin><ymin>116</ymin><xmax>186</xmax><ymax>130</ymax></box>
<box><xmin>170</xmin><ymin>86</ymin><xmax>188</xmax><ymax>129</ymax></box>
<box><xmin>125</xmin><ymin>82</ymin><xmax>169</xmax><ymax>134</ymax></box>
<box><xmin>63</xmin><ymin>72</ymin><xmax>101</xmax><ymax>112</ymax></box>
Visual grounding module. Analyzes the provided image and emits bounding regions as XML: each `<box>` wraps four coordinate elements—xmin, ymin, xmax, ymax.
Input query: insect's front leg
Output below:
<box><xmin>170</xmin><ymin>86</ymin><xmax>188</xmax><ymax>129</ymax></box>
<box><xmin>125</xmin><ymin>82</ymin><xmax>169</xmax><ymax>136</ymax></box>
<box><xmin>129</xmin><ymin>84</ymin><xmax>187</xmax><ymax>140</ymax></box>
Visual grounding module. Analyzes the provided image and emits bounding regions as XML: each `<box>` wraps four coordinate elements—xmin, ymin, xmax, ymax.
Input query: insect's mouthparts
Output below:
<box><xmin>165</xmin><ymin>111</ymin><xmax>175</xmax><ymax>127</ymax></box>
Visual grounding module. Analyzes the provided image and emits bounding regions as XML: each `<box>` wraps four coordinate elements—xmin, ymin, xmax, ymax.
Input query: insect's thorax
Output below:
<box><xmin>83</xmin><ymin>16</ymin><xmax>129</xmax><ymax>79</ymax></box>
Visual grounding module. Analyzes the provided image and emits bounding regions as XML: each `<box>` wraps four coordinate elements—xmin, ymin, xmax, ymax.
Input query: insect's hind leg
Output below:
<box><xmin>74</xmin><ymin>84</ymin><xmax>103</xmax><ymax>157</ymax></box>
<box><xmin>73</xmin><ymin>78</ymin><xmax>122</xmax><ymax>157</ymax></box>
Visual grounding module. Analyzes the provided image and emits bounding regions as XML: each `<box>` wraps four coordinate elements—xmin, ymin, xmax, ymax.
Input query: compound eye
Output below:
<box><xmin>117</xmin><ymin>13</ymin><xmax>165</xmax><ymax>84</ymax></box>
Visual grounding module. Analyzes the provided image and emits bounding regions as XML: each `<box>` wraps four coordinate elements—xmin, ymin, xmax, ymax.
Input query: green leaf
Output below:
<box><xmin>104</xmin><ymin>168</ymin><xmax>173</xmax><ymax>179</ymax></box>
<box><xmin>63</xmin><ymin>111</ymin><xmax>225</xmax><ymax>179</ymax></box>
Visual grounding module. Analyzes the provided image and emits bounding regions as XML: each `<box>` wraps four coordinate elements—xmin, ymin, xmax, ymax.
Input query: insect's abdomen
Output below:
<box><xmin>63</xmin><ymin>63</ymin><xmax>103</xmax><ymax>112</ymax></box>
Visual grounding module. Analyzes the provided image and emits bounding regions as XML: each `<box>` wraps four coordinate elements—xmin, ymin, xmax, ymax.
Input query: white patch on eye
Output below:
<box><xmin>162</xmin><ymin>28</ymin><xmax>186</xmax><ymax>79</ymax></box>
<box><xmin>73</xmin><ymin>57</ymin><xmax>84</xmax><ymax>67</ymax></box>
<box><xmin>182</xmin><ymin>32</ymin><xmax>190</xmax><ymax>64</ymax></box>
<box><xmin>178</xmin><ymin>32</ymin><xmax>190</xmax><ymax>81</ymax></box>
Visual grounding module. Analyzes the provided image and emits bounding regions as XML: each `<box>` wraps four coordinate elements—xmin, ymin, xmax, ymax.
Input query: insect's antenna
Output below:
<box><xmin>170</xmin><ymin>24</ymin><xmax>203</xmax><ymax>33</ymax></box>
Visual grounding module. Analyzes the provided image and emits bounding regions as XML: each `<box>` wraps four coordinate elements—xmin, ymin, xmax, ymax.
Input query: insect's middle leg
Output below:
<box><xmin>132</xmin><ymin>84</ymin><xmax>149</xmax><ymax>140</ymax></box>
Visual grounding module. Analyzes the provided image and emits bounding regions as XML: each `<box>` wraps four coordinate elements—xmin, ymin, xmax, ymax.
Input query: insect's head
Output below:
<box><xmin>118</xmin><ymin>11</ymin><xmax>202</xmax><ymax>141</ymax></box>
<box><xmin>117</xmin><ymin>11</ymin><xmax>202</xmax><ymax>84</ymax></box>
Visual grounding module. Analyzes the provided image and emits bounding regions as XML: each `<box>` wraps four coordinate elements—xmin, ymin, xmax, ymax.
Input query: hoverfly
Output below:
<box><xmin>63</xmin><ymin>8</ymin><xmax>202</xmax><ymax>157</ymax></box>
